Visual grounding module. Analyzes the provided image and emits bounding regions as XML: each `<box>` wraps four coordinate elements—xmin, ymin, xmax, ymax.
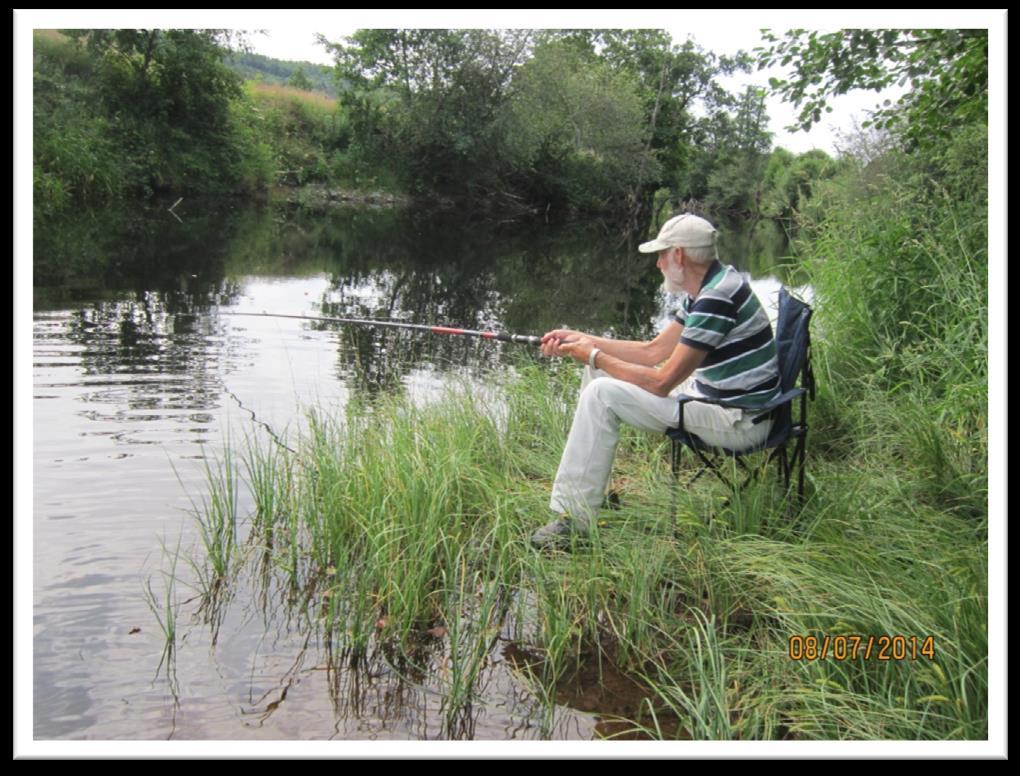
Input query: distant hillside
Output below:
<box><xmin>225</xmin><ymin>50</ymin><xmax>337</xmax><ymax>98</ymax></box>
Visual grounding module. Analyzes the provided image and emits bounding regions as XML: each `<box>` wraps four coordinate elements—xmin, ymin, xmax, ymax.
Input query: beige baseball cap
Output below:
<box><xmin>638</xmin><ymin>213</ymin><xmax>718</xmax><ymax>252</ymax></box>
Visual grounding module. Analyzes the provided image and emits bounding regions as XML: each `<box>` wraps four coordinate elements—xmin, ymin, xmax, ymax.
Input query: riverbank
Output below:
<box><xmin>183</xmin><ymin>354</ymin><xmax>986</xmax><ymax>740</ymax></box>
<box><xmin>32</xmin><ymin>29</ymin><xmax>850</xmax><ymax>231</ymax></box>
<box><xmin>268</xmin><ymin>184</ymin><xmax>417</xmax><ymax>210</ymax></box>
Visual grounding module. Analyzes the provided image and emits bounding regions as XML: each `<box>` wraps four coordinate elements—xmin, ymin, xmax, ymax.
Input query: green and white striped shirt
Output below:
<box><xmin>674</xmin><ymin>261</ymin><xmax>781</xmax><ymax>411</ymax></box>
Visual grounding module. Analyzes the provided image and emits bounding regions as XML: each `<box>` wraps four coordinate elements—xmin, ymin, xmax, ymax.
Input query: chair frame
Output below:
<box><xmin>667</xmin><ymin>288</ymin><xmax>815</xmax><ymax>526</ymax></box>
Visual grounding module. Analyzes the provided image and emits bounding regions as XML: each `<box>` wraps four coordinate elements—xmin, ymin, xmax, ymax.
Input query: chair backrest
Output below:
<box><xmin>774</xmin><ymin>288</ymin><xmax>814</xmax><ymax>394</ymax></box>
<box><xmin>762</xmin><ymin>288</ymin><xmax>814</xmax><ymax>449</ymax></box>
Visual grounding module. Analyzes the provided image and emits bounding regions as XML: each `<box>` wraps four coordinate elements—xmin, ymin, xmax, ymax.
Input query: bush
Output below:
<box><xmin>800</xmin><ymin>124</ymin><xmax>987</xmax><ymax>520</ymax></box>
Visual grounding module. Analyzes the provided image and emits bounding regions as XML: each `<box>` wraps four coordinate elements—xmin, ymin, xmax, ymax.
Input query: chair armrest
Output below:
<box><xmin>675</xmin><ymin>387</ymin><xmax>805</xmax><ymax>413</ymax></box>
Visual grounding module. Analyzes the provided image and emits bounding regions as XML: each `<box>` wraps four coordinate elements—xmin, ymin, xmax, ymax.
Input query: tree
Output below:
<box><xmin>756</xmin><ymin>28</ymin><xmax>987</xmax><ymax>149</ymax></box>
<box><xmin>65</xmin><ymin>29</ymin><xmax>244</xmax><ymax>133</ymax></box>
<box><xmin>287</xmin><ymin>66</ymin><xmax>313</xmax><ymax>91</ymax></box>
<box><xmin>502</xmin><ymin>38</ymin><xmax>659</xmax><ymax>212</ymax></box>
<box><xmin>55</xmin><ymin>30</ymin><xmax>248</xmax><ymax>192</ymax></box>
<box><xmin>769</xmin><ymin>149</ymin><xmax>841</xmax><ymax>219</ymax></box>
<box><xmin>699</xmin><ymin>86</ymin><xmax>772</xmax><ymax>214</ymax></box>
<box><xmin>321</xmin><ymin>29</ymin><xmax>533</xmax><ymax>195</ymax></box>
<box><xmin>541</xmin><ymin>30</ymin><xmax>737</xmax><ymax>228</ymax></box>
<box><xmin>562</xmin><ymin>33</ymin><xmax>725</xmax><ymax>190</ymax></box>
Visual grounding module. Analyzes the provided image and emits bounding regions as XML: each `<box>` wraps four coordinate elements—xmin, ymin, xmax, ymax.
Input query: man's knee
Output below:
<box><xmin>579</xmin><ymin>374</ymin><xmax>606</xmax><ymax>402</ymax></box>
<box><xmin>579</xmin><ymin>375</ymin><xmax>626</xmax><ymax>410</ymax></box>
<box><xmin>578</xmin><ymin>376</ymin><xmax>671</xmax><ymax>434</ymax></box>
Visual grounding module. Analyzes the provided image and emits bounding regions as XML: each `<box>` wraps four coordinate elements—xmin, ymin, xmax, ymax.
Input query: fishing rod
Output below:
<box><xmin>223</xmin><ymin>312</ymin><xmax>543</xmax><ymax>346</ymax></box>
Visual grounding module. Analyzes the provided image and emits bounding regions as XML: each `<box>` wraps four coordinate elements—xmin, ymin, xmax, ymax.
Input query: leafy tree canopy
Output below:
<box><xmin>60</xmin><ymin>29</ymin><xmax>245</xmax><ymax>131</ymax></box>
<box><xmin>756</xmin><ymin>28</ymin><xmax>987</xmax><ymax>148</ymax></box>
<box><xmin>502</xmin><ymin>38</ymin><xmax>659</xmax><ymax>209</ymax></box>
<box><xmin>319</xmin><ymin>29</ymin><xmax>534</xmax><ymax>193</ymax></box>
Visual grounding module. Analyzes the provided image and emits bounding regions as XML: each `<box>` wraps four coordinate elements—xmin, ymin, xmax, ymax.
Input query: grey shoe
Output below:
<box><xmin>530</xmin><ymin>516</ymin><xmax>589</xmax><ymax>551</ymax></box>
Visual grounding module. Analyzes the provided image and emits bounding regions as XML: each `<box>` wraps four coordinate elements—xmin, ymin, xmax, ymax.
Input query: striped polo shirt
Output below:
<box><xmin>674</xmin><ymin>260</ymin><xmax>781</xmax><ymax>411</ymax></box>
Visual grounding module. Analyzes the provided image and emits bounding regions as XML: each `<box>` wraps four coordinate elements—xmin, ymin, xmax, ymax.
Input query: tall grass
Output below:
<box><xmin>190</xmin><ymin>343</ymin><xmax>985</xmax><ymax>739</ymax></box>
<box><xmin>244</xmin><ymin>81</ymin><xmax>377</xmax><ymax>190</ymax></box>
<box><xmin>802</xmin><ymin>130</ymin><xmax>988</xmax><ymax>523</ymax></box>
<box><xmin>249</xmin><ymin>81</ymin><xmax>338</xmax><ymax>113</ymax></box>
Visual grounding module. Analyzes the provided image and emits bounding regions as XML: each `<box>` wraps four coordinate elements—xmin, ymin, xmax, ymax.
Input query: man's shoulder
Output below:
<box><xmin>713</xmin><ymin>263</ymin><xmax>749</xmax><ymax>291</ymax></box>
<box><xmin>694</xmin><ymin>264</ymin><xmax>752</xmax><ymax>304</ymax></box>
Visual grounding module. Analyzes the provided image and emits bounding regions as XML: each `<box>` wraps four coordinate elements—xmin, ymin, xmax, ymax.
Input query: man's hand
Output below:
<box><xmin>540</xmin><ymin>328</ymin><xmax>584</xmax><ymax>358</ymax></box>
<box><xmin>557</xmin><ymin>335</ymin><xmax>597</xmax><ymax>366</ymax></box>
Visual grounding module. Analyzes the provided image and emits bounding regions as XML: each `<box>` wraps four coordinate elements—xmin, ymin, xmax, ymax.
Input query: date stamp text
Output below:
<box><xmin>788</xmin><ymin>635</ymin><xmax>936</xmax><ymax>662</ymax></box>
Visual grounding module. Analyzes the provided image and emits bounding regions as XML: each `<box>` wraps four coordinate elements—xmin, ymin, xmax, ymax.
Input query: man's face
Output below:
<box><xmin>658</xmin><ymin>247</ymin><xmax>685</xmax><ymax>294</ymax></box>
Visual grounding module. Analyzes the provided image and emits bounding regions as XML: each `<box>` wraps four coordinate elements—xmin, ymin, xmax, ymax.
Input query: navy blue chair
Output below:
<box><xmin>666</xmin><ymin>287</ymin><xmax>815</xmax><ymax>523</ymax></box>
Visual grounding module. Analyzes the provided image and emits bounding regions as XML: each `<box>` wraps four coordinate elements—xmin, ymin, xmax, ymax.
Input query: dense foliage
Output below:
<box><xmin>320</xmin><ymin>29</ymin><xmax>778</xmax><ymax>222</ymax></box>
<box><xmin>34</xmin><ymin>28</ymin><xmax>842</xmax><ymax>227</ymax></box>
<box><xmin>33</xmin><ymin>29</ymin><xmax>274</xmax><ymax>214</ymax></box>
<box><xmin>32</xmin><ymin>25</ymin><xmax>989</xmax><ymax>260</ymax></box>
<box><xmin>753</xmin><ymin>25</ymin><xmax>988</xmax><ymax>523</ymax></box>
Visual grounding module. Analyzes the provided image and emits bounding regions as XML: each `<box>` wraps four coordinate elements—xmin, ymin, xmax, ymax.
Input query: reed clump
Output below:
<box><xmin>190</xmin><ymin>341</ymin><xmax>985</xmax><ymax>739</ymax></box>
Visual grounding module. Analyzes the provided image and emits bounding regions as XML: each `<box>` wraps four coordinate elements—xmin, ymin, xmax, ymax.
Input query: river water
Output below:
<box><xmin>28</xmin><ymin>196</ymin><xmax>798</xmax><ymax>743</ymax></box>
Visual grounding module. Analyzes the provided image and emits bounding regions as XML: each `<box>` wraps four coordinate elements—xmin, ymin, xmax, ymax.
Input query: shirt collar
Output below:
<box><xmin>698</xmin><ymin>260</ymin><xmax>724</xmax><ymax>293</ymax></box>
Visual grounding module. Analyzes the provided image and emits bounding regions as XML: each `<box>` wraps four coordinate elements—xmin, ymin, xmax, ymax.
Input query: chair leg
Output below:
<box><xmin>671</xmin><ymin>440</ymin><xmax>681</xmax><ymax>536</ymax></box>
<box><xmin>691</xmin><ymin>445</ymin><xmax>730</xmax><ymax>490</ymax></box>
<box><xmin>795</xmin><ymin>434</ymin><xmax>807</xmax><ymax>505</ymax></box>
<box><xmin>672</xmin><ymin>437</ymin><xmax>806</xmax><ymax>529</ymax></box>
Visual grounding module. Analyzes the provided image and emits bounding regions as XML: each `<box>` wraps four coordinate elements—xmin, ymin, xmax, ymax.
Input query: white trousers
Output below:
<box><xmin>549</xmin><ymin>367</ymin><xmax>772</xmax><ymax>521</ymax></box>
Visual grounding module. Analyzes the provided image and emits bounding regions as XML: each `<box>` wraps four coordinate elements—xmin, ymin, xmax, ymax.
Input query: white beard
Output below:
<box><xmin>661</xmin><ymin>263</ymin><xmax>686</xmax><ymax>295</ymax></box>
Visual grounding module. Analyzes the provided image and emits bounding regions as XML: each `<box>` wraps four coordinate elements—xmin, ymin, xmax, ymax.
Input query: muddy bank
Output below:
<box><xmin>270</xmin><ymin>184</ymin><xmax>423</xmax><ymax>209</ymax></box>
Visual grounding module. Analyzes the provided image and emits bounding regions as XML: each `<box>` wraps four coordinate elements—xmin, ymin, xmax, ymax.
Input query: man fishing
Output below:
<box><xmin>531</xmin><ymin>213</ymin><xmax>782</xmax><ymax>550</ymax></box>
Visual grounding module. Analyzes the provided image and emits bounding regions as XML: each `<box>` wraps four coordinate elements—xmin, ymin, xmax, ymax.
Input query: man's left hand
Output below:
<box><xmin>558</xmin><ymin>335</ymin><xmax>596</xmax><ymax>366</ymax></box>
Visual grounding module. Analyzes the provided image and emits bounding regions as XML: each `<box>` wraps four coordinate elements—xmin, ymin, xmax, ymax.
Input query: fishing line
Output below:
<box><xmin>225</xmin><ymin>387</ymin><xmax>297</xmax><ymax>455</ymax></box>
<box><xmin>212</xmin><ymin>310</ymin><xmax>545</xmax><ymax>455</ymax></box>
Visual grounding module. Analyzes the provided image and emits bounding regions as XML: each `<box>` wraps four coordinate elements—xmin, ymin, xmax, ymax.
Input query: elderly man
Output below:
<box><xmin>531</xmin><ymin>213</ymin><xmax>781</xmax><ymax>550</ymax></box>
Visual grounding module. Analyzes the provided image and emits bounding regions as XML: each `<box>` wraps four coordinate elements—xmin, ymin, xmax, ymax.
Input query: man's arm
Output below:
<box><xmin>542</xmin><ymin>321</ymin><xmax>683</xmax><ymax>367</ymax></box>
<box><xmin>560</xmin><ymin>336</ymin><xmax>707</xmax><ymax>398</ymax></box>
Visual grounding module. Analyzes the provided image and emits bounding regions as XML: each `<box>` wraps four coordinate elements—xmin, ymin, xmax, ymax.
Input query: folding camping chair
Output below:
<box><xmin>666</xmin><ymin>287</ymin><xmax>815</xmax><ymax>525</ymax></box>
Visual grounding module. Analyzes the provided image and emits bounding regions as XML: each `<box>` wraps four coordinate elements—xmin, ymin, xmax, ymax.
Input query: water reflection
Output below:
<box><xmin>302</xmin><ymin>210</ymin><xmax>668</xmax><ymax>396</ymax></box>
<box><xmin>35</xmin><ymin>198</ymin><xmax>794</xmax><ymax>406</ymax></box>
